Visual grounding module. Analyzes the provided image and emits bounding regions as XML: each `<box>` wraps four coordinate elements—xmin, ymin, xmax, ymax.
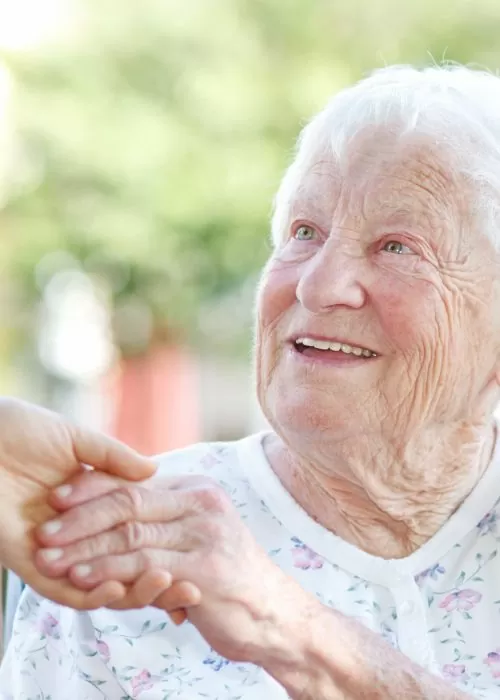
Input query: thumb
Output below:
<box><xmin>69</xmin><ymin>425</ymin><xmax>157</xmax><ymax>481</ymax></box>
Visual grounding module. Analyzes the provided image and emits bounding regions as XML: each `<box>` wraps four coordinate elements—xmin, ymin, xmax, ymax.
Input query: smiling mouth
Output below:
<box><xmin>293</xmin><ymin>337</ymin><xmax>378</xmax><ymax>358</ymax></box>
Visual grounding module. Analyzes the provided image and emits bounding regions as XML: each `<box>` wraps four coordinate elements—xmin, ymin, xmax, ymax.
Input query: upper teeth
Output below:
<box><xmin>296</xmin><ymin>338</ymin><xmax>376</xmax><ymax>357</ymax></box>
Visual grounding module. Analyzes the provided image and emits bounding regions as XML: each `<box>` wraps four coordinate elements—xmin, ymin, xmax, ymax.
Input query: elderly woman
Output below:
<box><xmin>2</xmin><ymin>63</ymin><xmax>500</xmax><ymax>700</ymax></box>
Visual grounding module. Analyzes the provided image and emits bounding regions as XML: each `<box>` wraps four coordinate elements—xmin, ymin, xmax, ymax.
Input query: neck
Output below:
<box><xmin>264</xmin><ymin>420</ymin><xmax>497</xmax><ymax>558</ymax></box>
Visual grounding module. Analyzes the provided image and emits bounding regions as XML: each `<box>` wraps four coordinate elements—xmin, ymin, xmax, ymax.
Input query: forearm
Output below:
<box><xmin>256</xmin><ymin>601</ymin><xmax>472</xmax><ymax>700</ymax></box>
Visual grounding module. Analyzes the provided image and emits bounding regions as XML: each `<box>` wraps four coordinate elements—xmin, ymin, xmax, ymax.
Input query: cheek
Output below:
<box><xmin>256</xmin><ymin>260</ymin><xmax>299</xmax><ymax>331</ymax></box>
<box><xmin>373</xmin><ymin>274</ymin><xmax>487</xmax><ymax>421</ymax></box>
<box><xmin>372</xmin><ymin>276</ymin><xmax>442</xmax><ymax>351</ymax></box>
<box><xmin>255</xmin><ymin>260</ymin><xmax>299</xmax><ymax>401</ymax></box>
<box><xmin>370</xmin><ymin>276</ymin><xmax>460</xmax><ymax>425</ymax></box>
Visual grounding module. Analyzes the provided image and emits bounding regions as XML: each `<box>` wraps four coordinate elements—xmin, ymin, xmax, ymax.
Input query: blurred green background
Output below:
<box><xmin>0</xmin><ymin>0</ymin><xmax>499</xmax><ymax>447</ymax></box>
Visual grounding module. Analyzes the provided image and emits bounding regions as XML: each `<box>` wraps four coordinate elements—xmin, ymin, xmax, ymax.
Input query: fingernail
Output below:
<box><xmin>54</xmin><ymin>485</ymin><xmax>72</xmax><ymax>499</ymax></box>
<box><xmin>42</xmin><ymin>520</ymin><xmax>62</xmax><ymax>536</ymax></box>
<box><xmin>74</xmin><ymin>564</ymin><xmax>92</xmax><ymax>578</ymax></box>
<box><xmin>41</xmin><ymin>548</ymin><xmax>63</xmax><ymax>562</ymax></box>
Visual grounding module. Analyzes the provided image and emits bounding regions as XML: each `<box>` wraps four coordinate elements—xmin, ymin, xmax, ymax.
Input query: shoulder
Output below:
<box><xmin>152</xmin><ymin>433</ymin><xmax>266</xmax><ymax>481</ymax></box>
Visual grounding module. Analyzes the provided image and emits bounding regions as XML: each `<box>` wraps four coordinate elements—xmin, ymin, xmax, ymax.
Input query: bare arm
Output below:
<box><xmin>256</xmin><ymin>603</ymin><xmax>472</xmax><ymax>700</ymax></box>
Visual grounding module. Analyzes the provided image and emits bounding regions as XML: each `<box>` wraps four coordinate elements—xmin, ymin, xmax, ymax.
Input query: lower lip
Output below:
<box><xmin>289</xmin><ymin>344</ymin><xmax>378</xmax><ymax>367</ymax></box>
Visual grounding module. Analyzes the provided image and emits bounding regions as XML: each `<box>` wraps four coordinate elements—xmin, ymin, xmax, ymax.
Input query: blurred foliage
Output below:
<box><xmin>1</xmin><ymin>0</ymin><xmax>500</xmax><ymax>357</ymax></box>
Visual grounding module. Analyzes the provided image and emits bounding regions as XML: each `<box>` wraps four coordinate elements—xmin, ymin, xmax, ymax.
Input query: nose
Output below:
<box><xmin>295</xmin><ymin>237</ymin><xmax>366</xmax><ymax>313</ymax></box>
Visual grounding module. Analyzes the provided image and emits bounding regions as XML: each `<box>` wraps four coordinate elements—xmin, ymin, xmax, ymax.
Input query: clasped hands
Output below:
<box><xmin>36</xmin><ymin>473</ymin><xmax>223</xmax><ymax>623</ymax></box>
<box><xmin>34</xmin><ymin>470</ymin><xmax>304</xmax><ymax>664</ymax></box>
<box><xmin>0</xmin><ymin>398</ymin><xmax>309</xmax><ymax>665</ymax></box>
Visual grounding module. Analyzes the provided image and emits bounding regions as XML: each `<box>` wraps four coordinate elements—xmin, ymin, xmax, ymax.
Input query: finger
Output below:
<box><xmin>68</xmin><ymin>550</ymin><xmax>182</xmax><ymax>588</ymax></box>
<box><xmin>154</xmin><ymin>580</ymin><xmax>201</xmax><ymax>610</ymax></box>
<box><xmin>69</xmin><ymin>423</ymin><xmax>157</xmax><ymax>481</ymax></box>
<box><xmin>37</xmin><ymin>486</ymin><xmax>197</xmax><ymax>547</ymax></box>
<box><xmin>52</xmin><ymin>472</ymin><xmax>217</xmax><ymax>512</ymax></box>
<box><xmin>82</xmin><ymin>580</ymin><xmax>129</xmax><ymax>609</ymax></box>
<box><xmin>106</xmin><ymin>569</ymin><xmax>173</xmax><ymax>609</ymax></box>
<box><xmin>49</xmin><ymin>471</ymin><xmax>126</xmax><ymax>511</ymax></box>
<box><xmin>36</xmin><ymin>521</ymin><xmax>190</xmax><ymax>577</ymax></box>
<box><xmin>109</xmin><ymin>579</ymin><xmax>200</xmax><ymax>612</ymax></box>
<box><xmin>15</xmin><ymin>561</ymin><xmax>129</xmax><ymax>611</ymax></box>
<box><xmin>168</xmin><ymin>610</ymin><xmax>188</xmax><ymax>625</ymax></box>
<box><xmin>39</xmin><ymin>575</ymin><xmax>128</xmax><ymax>610</ymax></box>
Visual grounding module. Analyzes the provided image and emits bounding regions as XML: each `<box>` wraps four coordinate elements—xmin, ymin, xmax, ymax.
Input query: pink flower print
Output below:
<box><xmin>438</xmin><ymin>589</ymin><xmax>482</xmax><ymax>613</ymax></box>
<box><xmin>485</xmin><ymin>649</ymin><xmax>500</xmax><ymax>678</ymax></box>
<box><xmin>39</xmin><ymin>613</ymin><xmax>60</xmax><ymax>638</ymax></box>
<box><xmin>96</xmin><ymin>639</ymin><xmax>110</xmax><ymax>663</ymax></box>
<box><xmin>442</xmin><ymin>664</ymin><xmax>468</xmax><ymax>681</ymax></box>
<box><xmin>291</xmin><ymin>537</ymin><xmax>324</xmax><ymax>570</ymax></box>
<box><xmin>131</xmin><ymin>670</ymin><xmax>154</xmax><ymax>697</ymax></box>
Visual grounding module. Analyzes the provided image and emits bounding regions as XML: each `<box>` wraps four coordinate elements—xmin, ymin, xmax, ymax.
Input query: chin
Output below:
<box><xmin>261</xmin><ymin>382</ymin><xmax>364</xmax><ymax>443</ymax></box>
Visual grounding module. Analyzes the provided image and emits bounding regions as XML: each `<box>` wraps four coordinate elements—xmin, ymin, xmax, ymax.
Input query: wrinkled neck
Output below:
<box><xmin>264</xmin><ymin>421</ymin><xmax>497</xmax><ymax>558</ymax></box>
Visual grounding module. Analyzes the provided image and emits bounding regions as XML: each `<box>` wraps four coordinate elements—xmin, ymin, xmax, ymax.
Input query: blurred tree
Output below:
<box><xmin>1</xmin><ymin>0</ymin><xmax>500</xmax><ymax>357</ymax></box>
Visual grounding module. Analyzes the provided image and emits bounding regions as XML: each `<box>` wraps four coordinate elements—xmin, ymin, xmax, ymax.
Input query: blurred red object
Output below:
<box><xmin>108</xmin><ymin>344</ymin><xmax>201</xmax><ymax>455</ymax></box>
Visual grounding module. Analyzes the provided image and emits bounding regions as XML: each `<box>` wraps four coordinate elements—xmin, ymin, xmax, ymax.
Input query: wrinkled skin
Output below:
<box><xmin>255</xmin><ymin>129</ymin><xmax>500</xmax><ymax>556</ymax></box>
<box><xmin>35</xmin><ymin>128</ymin><xmax>500</xmax><ymax>659</ymax></box>
<box><xmin>36</xmin><ymin>470</ymin><xmax>308</xmax><ymax>662</ymax></box>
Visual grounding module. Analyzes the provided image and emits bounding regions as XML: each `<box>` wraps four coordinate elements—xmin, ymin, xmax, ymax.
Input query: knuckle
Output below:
<box><xmin>78</xmin><ymin>534</ymin><xmax>108</xmax><ymax>560</ymax></box>
<box><xmin>199</xmin><ymin>516</ymin><xmax>225</xmax><ymax>542</ymax></box>
<box><xmin>119</xmin><ymin>521</ymin><xmax>146</xmax><ymax>550</ymax></box>
<box><xmin>192</xmin><ymin>485</ymin><xmax>229</xmax><ymax>514</ymax></box>
<box><xmin>114</xmin><ymin>486</ymin><xmax>144</xmax><ymax>519</ymax></box>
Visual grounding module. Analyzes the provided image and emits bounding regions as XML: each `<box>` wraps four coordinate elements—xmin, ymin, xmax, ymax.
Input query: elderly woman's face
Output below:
<box><xmin>256</xmin><ymin>130</ymin><xmax>500</xmax><ymax>442</ymax></box>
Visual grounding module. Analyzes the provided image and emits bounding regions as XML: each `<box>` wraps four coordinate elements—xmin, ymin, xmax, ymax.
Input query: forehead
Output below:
<box><xmin>289</xmin><ymin>130</ymin><xmax>468</xmax><ymax>231</ymax></box>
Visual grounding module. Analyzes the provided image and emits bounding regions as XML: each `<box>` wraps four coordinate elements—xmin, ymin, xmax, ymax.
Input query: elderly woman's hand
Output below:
<box><xmin>35</xmin><ymin>471</ymin><xmax>310</xmax><ymax>663</ymax></box>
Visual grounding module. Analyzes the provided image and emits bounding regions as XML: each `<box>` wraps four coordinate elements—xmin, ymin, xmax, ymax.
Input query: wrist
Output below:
<box><xmin>247</xmin><ymin>580</ymin><xmax>350</xmax><ymax>697</ymax></box>
<box><xmin>247</xmin><ymin>585</ymin><xmax>471</xmax><ymax>700</ymax></box>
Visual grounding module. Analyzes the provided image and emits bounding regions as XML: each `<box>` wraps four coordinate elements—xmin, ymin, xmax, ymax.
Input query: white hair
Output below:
<box><xmin>271</xmin><ymin>64</ymin><xmax>500</xmax><ymax>248</ymax></box>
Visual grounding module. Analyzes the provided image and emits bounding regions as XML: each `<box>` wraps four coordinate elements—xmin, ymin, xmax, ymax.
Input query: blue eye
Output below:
<box><xmin>294</xmin><ymin>225</ymin><xmax>316</xmax><ymax>241</ymax></box>
<box><xmin>382</xmin><ymin>241</ymin><xmax>414</xmax><ymax>254</ymax></box>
